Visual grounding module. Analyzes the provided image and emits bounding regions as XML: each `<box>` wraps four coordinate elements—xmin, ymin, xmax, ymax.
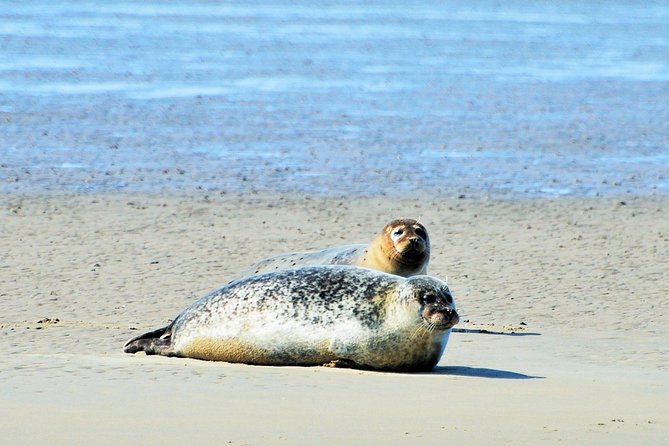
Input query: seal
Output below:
<box><xmin>123</xmin><ymin>265</ymin><xmax>458</xmax><ymax>372</ymax></box>
<box><xmin>241</xmin><ymin>219</ymin><xmax>430</xmax><ymax>278</ymax></box>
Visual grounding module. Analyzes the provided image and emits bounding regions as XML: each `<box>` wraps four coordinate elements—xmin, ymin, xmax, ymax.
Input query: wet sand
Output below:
<box><xmin>2</xmin><ymin>2</ymin><xmax>669</xmax><ymax>197</ymax></box>
<box><xmin>2</xmin><ymin>192</ymin><xmax>668</xmax><ymax>445</ymax></box>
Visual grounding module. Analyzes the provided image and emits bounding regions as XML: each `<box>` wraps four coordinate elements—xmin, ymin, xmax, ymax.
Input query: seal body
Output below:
<box><xmin>241</xmin><ymin>219</ymin><xmax>430</xmax><ymax>278</ymax></box>
<box><xmin>123</xmin><ymin>266</ymin><xmax>458</xmax><ymax>372</ymax></box>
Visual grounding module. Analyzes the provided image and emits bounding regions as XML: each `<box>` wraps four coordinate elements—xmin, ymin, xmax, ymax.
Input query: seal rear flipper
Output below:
<box><xmin>123</xmin><ymin>324</ymin><xmax>173</xmax><ymax>355</ymax></box>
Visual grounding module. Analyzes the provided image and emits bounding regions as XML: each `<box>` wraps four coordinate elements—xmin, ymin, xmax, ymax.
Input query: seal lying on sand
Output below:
<box><xmin>123</xmin><ymin>265</ymin><xmax>458</xmax><ymax>372</ymax></box>
<box><xmin>242</xmin><ymin>219</ymin><xmax>430</xmax><ymax>278</ymax></box>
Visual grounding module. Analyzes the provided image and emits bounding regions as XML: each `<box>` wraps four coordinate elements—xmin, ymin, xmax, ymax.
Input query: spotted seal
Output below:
<box><xmin>123</xmin><ymin>265</ymin><xmax>458</xmax><ymax>372</ymax></box>
<box><xmin>241</xmin><ymin>219</ymin><xmax>430</xmax><ymax>278</ymax></box>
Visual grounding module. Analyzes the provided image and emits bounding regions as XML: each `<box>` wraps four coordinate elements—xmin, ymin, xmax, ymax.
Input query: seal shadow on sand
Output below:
<box><xmin>451</xmin><ymin>328</ymin><xmax>541</xmax><ymax>337</ymax></box>
<box><xmin>431</xmin><ymin>366</ymin><xmax>545</xmax><ymax>379</ymax></box>
<box><xmin>429</xmin><ymin>328</ymin><xmax>545</xmax><ymax>379</ymax></box>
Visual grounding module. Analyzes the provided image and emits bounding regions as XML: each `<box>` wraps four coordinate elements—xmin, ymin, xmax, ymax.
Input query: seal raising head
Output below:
<box><xmin>124</xmin><ymin>266</ymin><xmax>458</xmax><ymax>372</ymax></box>
<box><xmin>241</xmin><ymin>219</ymin><xmax>430</xmax><ymax>278</ymax></box>
<box><xmin>358</xmin><ymin>219</ymin><xmax>430</xmax><ymax>276</ymax></box>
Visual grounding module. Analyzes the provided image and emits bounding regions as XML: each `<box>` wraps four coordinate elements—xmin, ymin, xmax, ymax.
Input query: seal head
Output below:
<box><xmin>400</xmin><ymin>275</ymin><xmax>459</xmax><ymax>331</ymax></box>
<box><xmin>359</xmin><ymin>219</ymin><xmax>430</xmax><ymax>276</ymax></box>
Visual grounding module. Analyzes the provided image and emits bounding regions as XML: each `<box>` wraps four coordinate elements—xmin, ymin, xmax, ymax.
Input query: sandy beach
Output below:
<box><xmin>2</xmin><ymin>1</ymin><xmax>668</xmax><ymax>444</ymax></box>
<box><xmin>1</xmin><ymin>192</ymin><xmax>667</xmax><ymax>445</ymax></box>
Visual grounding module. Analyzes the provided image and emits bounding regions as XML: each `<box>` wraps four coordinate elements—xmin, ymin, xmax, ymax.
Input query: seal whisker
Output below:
<box><xmin>409</xmin><ymin>321</ymin><xmax>432</xmax><ymax>341</ymax></box>
<box><xmin>423</xmin><ymin>321</ymin><xmax>435</xmax><ymax>334</ymax></box>
<box><xmin>408</xmin><ymin>324</ymin><xmax>425</xmax><ymax>341</ymax></box>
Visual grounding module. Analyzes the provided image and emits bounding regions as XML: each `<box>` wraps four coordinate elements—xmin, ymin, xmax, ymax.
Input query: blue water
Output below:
<box><xmin>1</xmin><ymin>1</ymin><xmax>668</xmax><ymax>196</ymax></box>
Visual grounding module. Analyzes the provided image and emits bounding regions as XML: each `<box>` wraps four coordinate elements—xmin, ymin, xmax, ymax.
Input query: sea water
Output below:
<box><xmin>1</xmin><ymin>1</ymin><xmax>668</xmax><ymax>196</ymax></box>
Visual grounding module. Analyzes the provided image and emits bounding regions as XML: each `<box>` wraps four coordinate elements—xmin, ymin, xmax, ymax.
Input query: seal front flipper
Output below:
<box><xmin>123</xmin><ymin>324</ymin><xmax>173</xmax><ymax>355</ymax></box>
<box><xmin>323</xmin><ymin>358</ymin><xmax>375</xmax><ymax>371</ymax></box>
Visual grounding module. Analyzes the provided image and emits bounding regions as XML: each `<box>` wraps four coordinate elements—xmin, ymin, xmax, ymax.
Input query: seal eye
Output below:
<box><xmin>422</xmin><ymin>294</ymin><xmax>437</xmax><ymax>305</ymax></box>
<box><xmin>393</xmin><ymin>228</ymin><xmax>404</xmax><ymax>237</ymax></box>
<box><xmin>415</xmin><ymin>227</ymin><xmax>427</xmax><ymax>239</ymax></box>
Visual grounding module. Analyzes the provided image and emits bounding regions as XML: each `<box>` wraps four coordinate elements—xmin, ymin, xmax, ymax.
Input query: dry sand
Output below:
<box><xmin>1</xmin><ymin>192</ymin><xmax>668</xmax><ymax>445</ymax></box>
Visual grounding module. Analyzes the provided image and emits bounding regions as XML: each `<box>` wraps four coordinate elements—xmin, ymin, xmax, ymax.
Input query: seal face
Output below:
<box><xmin>241</xmin><ymin>219</ymin><xmax>430</xmax><ymax>278</ymax></box>
<box><xmin>123</xmin><ymin>265</ymin><xmax>458</xmax><ymax>372</ymax></box>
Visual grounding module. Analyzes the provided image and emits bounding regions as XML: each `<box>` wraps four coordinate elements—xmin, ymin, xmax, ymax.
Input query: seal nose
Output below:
<box><xmin>408</xmin><ymin>237</ymin><xmax>424</xmax><ymax>252</ymax></box>
<box><xmin>446</xmin><ymin>308</ymin><xmax>459</xmax><ymax>325</ymax></box>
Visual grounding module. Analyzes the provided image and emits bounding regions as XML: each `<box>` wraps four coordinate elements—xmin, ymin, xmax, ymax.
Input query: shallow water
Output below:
<box><xmin>1</xmin><ymin>1</ymin><xmax>668</xmax><ymax>196</ymax></box>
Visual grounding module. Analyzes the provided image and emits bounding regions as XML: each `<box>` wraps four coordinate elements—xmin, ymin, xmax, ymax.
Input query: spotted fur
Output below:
<box><xmin>123</xmin><ymin>265</ymin><xmax>458</xmax><ymax>372</ymax></box>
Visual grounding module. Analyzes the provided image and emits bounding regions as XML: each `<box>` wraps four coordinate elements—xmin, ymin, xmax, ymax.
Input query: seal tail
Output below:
<box><xmin>123</xmin><ymin>324</ymin><xmax>173</xmax><ymax>355</ymax></box>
